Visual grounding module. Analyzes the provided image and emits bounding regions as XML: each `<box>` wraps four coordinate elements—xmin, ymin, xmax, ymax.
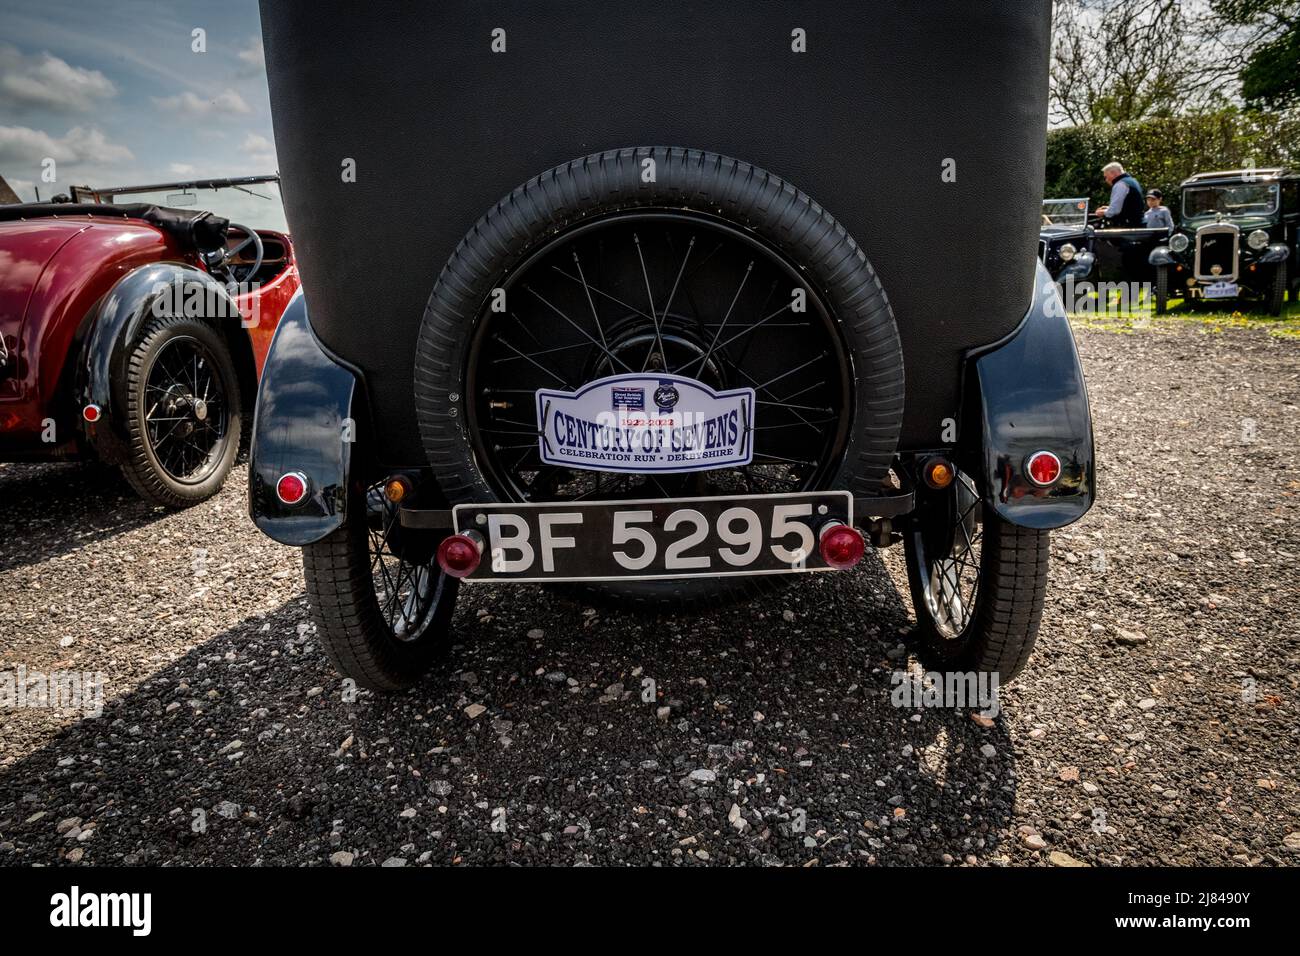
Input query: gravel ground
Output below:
<box><xmin>1</xmin><ymin>323</ymin><xmax>1297</xmax><ymax>867</ymax></box>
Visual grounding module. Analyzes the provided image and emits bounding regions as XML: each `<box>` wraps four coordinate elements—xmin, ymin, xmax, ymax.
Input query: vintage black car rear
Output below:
<box><xmin>250</xmin><ymin>0</ymin><xmax>1094</xmax><ymax>691</ymax></box>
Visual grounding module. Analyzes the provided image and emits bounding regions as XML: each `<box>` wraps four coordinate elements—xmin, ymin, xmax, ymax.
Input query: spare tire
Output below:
<box><xmin>415</xmin><ymin>146</ymin><xmax>904</xmax><ymax>607</ymax></box>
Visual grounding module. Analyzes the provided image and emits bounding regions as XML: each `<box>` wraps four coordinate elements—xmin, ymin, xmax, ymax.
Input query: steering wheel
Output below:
<box><xmin>210</xmin><ymin>223</ymin><xmax>264</xmax><ymax>286</ymax></box>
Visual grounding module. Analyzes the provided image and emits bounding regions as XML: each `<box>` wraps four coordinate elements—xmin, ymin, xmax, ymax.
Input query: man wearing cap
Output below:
<box><xmin>1094</xmin><ymin>161</ymin><xmax>1146</xmax><ymax>227</ymax></box>
<box><xmin>1143</xmin><ymin>189</ymin><xmax>1173</xmax><ymax>231</ymax></box>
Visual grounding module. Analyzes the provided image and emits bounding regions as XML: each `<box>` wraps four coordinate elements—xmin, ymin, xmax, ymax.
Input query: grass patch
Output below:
<box><xmin>1068</xmin><ymin>291</ymin><xmax>1300</xmax><ymax>339</ymax></box>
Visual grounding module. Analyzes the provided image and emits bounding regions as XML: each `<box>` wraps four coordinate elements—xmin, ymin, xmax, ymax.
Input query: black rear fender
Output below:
<box><xmin>79</xmin><ymin>262</ymin><xmax>244</xmax><ymax>465</ymax></box>
<box><xmin>966</xmin><ymin>261</ymin><xmax>1096</xmax><ymax>530</ymax></box>
<box><xmin>248</xmin><ymin>291</ymin><xmax>358</xmax><ymax>545</ymax></box>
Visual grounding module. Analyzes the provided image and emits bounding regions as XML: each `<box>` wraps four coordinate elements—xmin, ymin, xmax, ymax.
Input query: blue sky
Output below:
<box><xmin>0</xmin><ymin>0</ymin><xmax>280</xmax><ymax>220</ymax></box>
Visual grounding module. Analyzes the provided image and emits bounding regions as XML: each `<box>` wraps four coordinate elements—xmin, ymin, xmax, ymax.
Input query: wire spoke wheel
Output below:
<box><xmin>914</xmin><ymin>471</ymin><xmax>983</xmax><ymax>640</ymax></box>
<box><xmin>466</xmin><ymin>211</ymin><xmax>853</xmax><ymax>505</ymax></box>
<box><xmin>141</xmin><ymin>335</ymin><xmax>228</xmax><ymax>484</ymax></box>
<box><xmin>416</xmin><ymin>148</ymin><xmax>905</xmax><ymax>610</ymax></box>
<box><xmin>302</xmin><ymin>480</ymin><xmax>459</xmax><ymax>690</ymax></box>
<box><xmin>364</xmin><ymin>484</ymin><xmax>445</xmax><ymax>642</ymax></box>
<box><xmin>903</xmin><ymin>467</ymin><xmax>1050</xmax><ymax>684</ymax></box>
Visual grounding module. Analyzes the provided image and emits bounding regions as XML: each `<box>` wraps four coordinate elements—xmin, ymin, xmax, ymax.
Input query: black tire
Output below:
<box><xmin>303</xmin><ymin>485</ymin><xmax>459</xmax><ymax>690</ymax></box>
<box><xmin>1268</xmin><ymin>261</ymin><xmax>1287</xmax><ymax>317</ymax></box>
<box><xmin>120</xmin><ymin>315</ymin><xmax>240</xmax><ymax>508</ymax></box>
<box><xmin>414</xmin><ymin>146</ymin><xmax>904</xmax><ymax>609</ymax></box>
<box><xmin>903</xmin><ymin>473</ymin><xmax>1049</xmax><ymax>684</ymax></box>
<box><xmin>1154</xmin><ymin>265</ymin><xmax>1170</xmax><ymax>315</ymax></box>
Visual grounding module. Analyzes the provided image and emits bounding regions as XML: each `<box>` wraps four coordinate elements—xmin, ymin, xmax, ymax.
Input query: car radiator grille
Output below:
<box><xmin>1197</xmin><ymin>233</ymin><xmax>1235</xmax><ymax>277</ymax></box>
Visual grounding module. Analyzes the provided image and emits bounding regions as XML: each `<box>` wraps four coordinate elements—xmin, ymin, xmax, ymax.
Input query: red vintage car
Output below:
<box><xmin>0</xmin><ymin>175</ymin><xmax>298</xmax><ymax>507</ymax></box>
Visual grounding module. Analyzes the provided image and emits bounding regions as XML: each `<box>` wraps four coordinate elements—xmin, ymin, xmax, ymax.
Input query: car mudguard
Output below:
<box><xmin>967</xmin><ymin>261</ymin><xmax>1095</xmax><ymax>530</ymax></box>
<box><xmin>1148</xmin><ymin>246</ymin><xmax>1178</xmax><ymax>266</ymax></box>
<box><xmin>1258</xmin><ymin>243</ymin><xmax>1290</xmax><ymax>264</ymax></box>
<box><xmin>1057</xmin><ymin>250</ymin><xmax>1096</xmax><ymax>282</ymax></box>
<box><xmin>248</xmin><ymin>291</ymin><xmax>357</xmax><ymax>545</ymax></box>
<box><xmin>79</xmin><ymin>262</ymin><xmax>243</xmax><ymax>465</ymax></box>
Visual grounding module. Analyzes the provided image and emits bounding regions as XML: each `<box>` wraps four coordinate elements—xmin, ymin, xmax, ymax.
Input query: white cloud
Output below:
<box><xmin>169</xmin><ymin>163</ymin><xmax>197</xmax><ymax>176</ymax></box>
<box><xmin>153</xmin><ymin>88</ymin><xmax>251</xmax><ymax>117</ymax></box>
<box><xmin>0</xmin><ymin>125</ymin><xmax>134</xmax><ymax>197</ymax></box>
<box><xmin>1</xmin><ymin>175</ymin><xmax>34</xmax><ymax>202</ymax></box>
<box><xmin>0</xmin><ymin>124</ymin><xmax>133</xmax><ymax>166</ymax></box>
<box><xmin>237</xmin><ymin>38</ymin><xmax>265</xmax><ymax>70</ymax></box>
<box><xmin>0</xmin><ymin>44</ymin><xmax>116</xmax><ymax>113</ymax></box>
<box><xmin>241</xmin><ymin>133</ymin><xmax>273</xmax><ymax>153</ymax></box>
<box><xmin>241</xmin><ymin>132</ymin><xmax>276</xmax><ymax>168</ymax></box>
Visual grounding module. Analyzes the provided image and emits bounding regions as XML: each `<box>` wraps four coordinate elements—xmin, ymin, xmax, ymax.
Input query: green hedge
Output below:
<box><xmin>1044</xmin><ymin>109</ymin><xmax>1300</xmax><ymax>209</ymax></box>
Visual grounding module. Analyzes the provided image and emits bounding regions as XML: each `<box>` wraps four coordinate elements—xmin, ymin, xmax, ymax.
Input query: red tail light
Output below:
<box><xmin>437</xmin><ymin>532</ymin><xmax>484</xmax><ymax>578</ymax></box>
<box><xmin>819</xmin><ymin>522</ymin><xmax>865</xmax><ymax>570</ymax></box>
<box><xmin>276</xmin><ymin>472</ymin><xmax>309</xmax><ymax>505</ymax></box>
<box><xmin>1024</xmin><ymin>451</ymin><xmax>1061</xmax><ymax>487</ymax></box>
<box><xmin>82</xmin><ymin>404</ymin><xmax>101</xmax><ymax>423</ymax></box>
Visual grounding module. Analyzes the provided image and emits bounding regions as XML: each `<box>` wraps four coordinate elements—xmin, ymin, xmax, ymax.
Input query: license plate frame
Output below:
<box><xmin>1203</xmin><ymin>280</ymin><xmax>1239</xmax><ymax>299</ymax></box>
<box><xmin>451</xmin><ymin>491</ymin><xmax>853</xmax><ymax>583</ymax></box>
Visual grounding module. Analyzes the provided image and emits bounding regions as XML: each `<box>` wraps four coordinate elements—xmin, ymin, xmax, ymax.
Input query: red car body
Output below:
<box><xmin>0</xmin><ymin>196</ymin><xmax>298</xmax><ymax>502</ymax></box>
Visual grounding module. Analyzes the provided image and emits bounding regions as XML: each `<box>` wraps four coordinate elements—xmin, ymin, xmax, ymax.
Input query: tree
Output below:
<box><xmin>1049</xmin><ymin>0</ymin><xmax>1226</xmax><ymax>125</ymax></box>
<box><xmin>1213</xmin><ymin>0</ymin><xmax>1300</xmax><ymax>109</ymax></box>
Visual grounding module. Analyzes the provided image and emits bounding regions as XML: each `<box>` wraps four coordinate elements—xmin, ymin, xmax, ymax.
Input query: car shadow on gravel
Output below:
<box><xmin>0</xmin><ymin>462</ymin><xmax>165</xmax><ymax>572</ymax></box>
<box><xmin>0</xmin><ymin>556</ymin><xmax>1018</xmax><ymax>866</ymax></box>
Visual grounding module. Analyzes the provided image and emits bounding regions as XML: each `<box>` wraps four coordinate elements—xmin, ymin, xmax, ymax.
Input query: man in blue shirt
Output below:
<box><xmin>1094</xmin><ymin>162</ymin><xmax>1146</xmax><ymax>227</ymax></box>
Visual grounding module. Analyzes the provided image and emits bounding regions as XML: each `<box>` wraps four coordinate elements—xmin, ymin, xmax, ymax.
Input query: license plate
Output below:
<box><xmin>1203</xmin><ymin>281</ymin><xmax>1238</xmax><ymax>299</ymax></box>
<box><xmin>451</xmin><ymin>491</ymin><xmax>853</xmax><ymax>583</ymax></box>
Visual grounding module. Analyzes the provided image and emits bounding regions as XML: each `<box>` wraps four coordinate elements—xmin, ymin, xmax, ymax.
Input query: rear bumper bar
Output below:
<box><xmin>397</xmin><ymin>488</ymin><xmax>915</xmax><ymax>532</ymax></box>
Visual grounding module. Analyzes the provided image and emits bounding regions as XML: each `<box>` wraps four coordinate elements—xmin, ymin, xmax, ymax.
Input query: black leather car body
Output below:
<box><xmin>248</xmin><ymin>0</ymin><xmax>1095</xmax><ymax>692</ymax></box>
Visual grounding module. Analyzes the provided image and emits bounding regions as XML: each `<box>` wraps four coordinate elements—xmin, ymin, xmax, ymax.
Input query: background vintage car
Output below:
<box><xmin>1039</xmin><ymin>197</ymin><xmax>1170</xmax><ymax>291</ymax></box>
<box><xmin>1039</xmin><ymin>197</ymin><xmax>1094</xmax><ymax>285</ymax></box>
<box><xmin>0</xmin><ymin>177</ymin><xmax>299</xmax><ymax>507</ymax></box>
<box><xmin>1148</xmin><ymin>167</ymin><xmax>1298</xmax><ymax>315</ymax></box>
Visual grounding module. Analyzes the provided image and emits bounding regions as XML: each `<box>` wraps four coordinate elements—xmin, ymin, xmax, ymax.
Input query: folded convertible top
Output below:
<box><xmin>0</xmin><ymin>203</ymin><xmax>229</xmax><ymax>253</ymax></box>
